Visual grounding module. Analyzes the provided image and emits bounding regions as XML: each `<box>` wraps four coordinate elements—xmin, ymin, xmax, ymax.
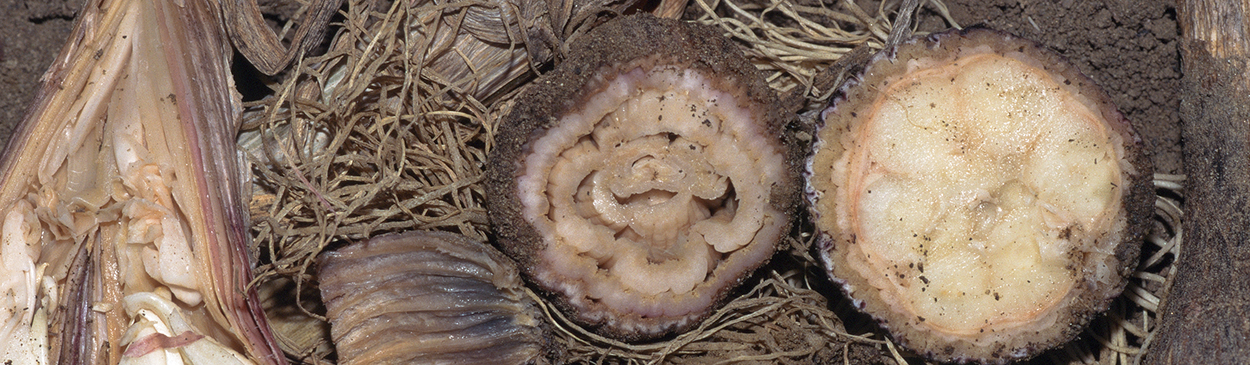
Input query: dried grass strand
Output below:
<box><xmin>243</xmin><ymin>1</ymin><xmax>1183</xmax><ymax>365</ymax></box>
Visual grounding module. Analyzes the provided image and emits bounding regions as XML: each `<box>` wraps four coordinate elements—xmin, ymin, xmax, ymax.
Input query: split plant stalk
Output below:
<box><xmin>0</xmin><ymin>0</ymin><xmax>285</xmax><ymax>363</ymax></box>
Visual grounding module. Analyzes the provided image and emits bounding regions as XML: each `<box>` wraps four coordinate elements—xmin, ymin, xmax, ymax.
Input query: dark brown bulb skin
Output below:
<box><xmin>318</xmin><ymin>231</ymin><xmax>554</xmax><ymax>365</ymax></box>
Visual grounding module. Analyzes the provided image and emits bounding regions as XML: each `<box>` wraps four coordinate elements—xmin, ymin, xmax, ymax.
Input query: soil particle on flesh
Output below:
<box><xmin>936</xmin><ymin>0</ymin><xmax>1181</xmax><ymax>174</ymax></box>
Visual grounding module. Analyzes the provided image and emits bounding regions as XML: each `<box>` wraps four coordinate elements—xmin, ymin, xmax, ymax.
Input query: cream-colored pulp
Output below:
<box><xmin>517</xmin><ymin>65</ymin><xmax>786</xmax><ymax>319</ymax></box>
<box><xmin>841</xmin><ymin>54</ymin><xmax>1122</xmax><ymax>335</ymax></box>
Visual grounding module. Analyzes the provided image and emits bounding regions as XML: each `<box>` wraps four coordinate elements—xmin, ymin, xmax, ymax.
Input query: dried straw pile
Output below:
<box><xmin>240</xmin><ymin>0</ymin><xmax>1181</xmax><ymax>364</ymax></box>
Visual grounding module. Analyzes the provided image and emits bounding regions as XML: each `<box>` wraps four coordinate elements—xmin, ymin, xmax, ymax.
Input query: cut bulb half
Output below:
<box><xmin>486</xmin><ymin>14</ymin><xmax>801</xmax><ymax>341</ymax></box>
<box><xmin>806</xmin><ymin>28</ymin><xmax>1153</xmax><ymax>363</ymax></box>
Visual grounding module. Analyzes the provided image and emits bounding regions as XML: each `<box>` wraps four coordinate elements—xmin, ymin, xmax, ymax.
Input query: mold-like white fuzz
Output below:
<box><xmin>517</xmin><ymin>64</ymin><xmax>786</xmax><ymax>333</ymax></box>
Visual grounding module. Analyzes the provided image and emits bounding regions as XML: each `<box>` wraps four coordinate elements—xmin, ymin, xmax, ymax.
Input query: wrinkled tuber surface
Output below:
<box><xmin>806</xmin><ymin>28</ymin><xmax>1153</xmax><ymax>363</ymax></box>
<box><xmin>319</xmin><ymin>231</ymin><xmax>553</xmax><ymax>365</ymax></box>
<box><xmin>486</xmin><ymin>14</ymin><xmax>802</xmax><ymax>341</ymax></box>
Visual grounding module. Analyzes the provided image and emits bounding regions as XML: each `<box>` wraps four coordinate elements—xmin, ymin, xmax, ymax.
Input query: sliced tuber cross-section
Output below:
<box><xmin>806</xmin><ymin>28</ymin><xmax>1154</xmax><ymax>363</ymax></box>
<box><xmin>486</xmin><ymin>14</ymin><xmax>801</xmax><ymax>341</ymax></box>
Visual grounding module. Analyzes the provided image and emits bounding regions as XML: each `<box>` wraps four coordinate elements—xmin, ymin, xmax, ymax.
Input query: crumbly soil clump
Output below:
<box><xmin>486</xmin><ymin>14</ymin><xmax>804</xmax><ymax>341</ymax></box>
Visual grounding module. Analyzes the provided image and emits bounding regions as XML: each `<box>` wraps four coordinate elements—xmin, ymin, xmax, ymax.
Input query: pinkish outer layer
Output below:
<box><xmin>485</xmin><ymin>14</ymin><xmax>803</xmax><ymax>342</ymax></box>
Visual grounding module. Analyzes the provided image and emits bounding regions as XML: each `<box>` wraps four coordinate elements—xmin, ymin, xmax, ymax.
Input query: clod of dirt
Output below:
<box><xmin>806</xmin><ymin>28</ymin><xmax>1154</xmax><ymax>363</ymax></box>
<box><xmin>318</xmin><ymin>231</ymin><xmax>554</xmax><ymax>365</ymax></box>
<box><xmin>485</xmin><ymin>14</ymin><xmax>802</xmax><ymax>341</ymax></box>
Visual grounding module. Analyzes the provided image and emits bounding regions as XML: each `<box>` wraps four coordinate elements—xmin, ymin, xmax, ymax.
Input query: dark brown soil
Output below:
<box><xmin>0</xmin><ymin>0</ymin><xmax>78</xmax><ymax>149</ymax></box>
<box><xmin>935</xmin><ymin>0</ymin><xmax>1181</xmax><ymax>174</ymax></box>
<box><xmin>0</xmin><ymin>1</ymin><xmax>1182</xmax><ymax>171</ymax></box>
<box><xmin>0</xmin><ymin>0</ymin><xmax>300</xmax><ymax>149</ymax></box>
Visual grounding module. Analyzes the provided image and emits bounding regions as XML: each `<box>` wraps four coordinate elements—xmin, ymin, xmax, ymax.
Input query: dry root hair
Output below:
<box><xmin>242</xmin><ymin>0</ymin><xmax>1180</xmax><ymax>364</ymax></box>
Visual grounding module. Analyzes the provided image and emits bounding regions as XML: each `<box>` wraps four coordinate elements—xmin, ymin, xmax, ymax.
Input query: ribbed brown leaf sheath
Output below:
<box><xmin>318</xmin><ymin>231</ymin><xmax>552</xmax><ymax>365</ymax></box>
<box><xmin>0</xmin><ymin>0</ymin><xmax>283</xmax><ymax>363</ymax></box>
<box><xmin>1144</xmin><ymin>1</ymin><xmax>1250</xmax><ymax>363</ymax></box>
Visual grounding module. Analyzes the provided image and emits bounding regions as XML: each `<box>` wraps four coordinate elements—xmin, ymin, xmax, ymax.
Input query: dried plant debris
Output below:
<box><xmin>243</xmin><ymin>0</ymin><xmax>646</xmax><ymax>282</ymax></box>
<box><xmin>318</xmin><ymin>231</ymin><xmax>554</xmax><ymax>365</ymax></box>
<box><xmin>689</xmin><ymin>0</ymin><xmax>960</xmax><ymax>103</ymax></box>
<box><xmin>242</xmin><ymin>0</ymin><xmax>635</xmax><ymax>358</ymax></box>
<box><xmin>0</xmin><ymin>0</ymin><xmax>283</xmax><ymax>363</ymax></box>
<box><xmin>806</xmin><ymin>28</ymin><xmax>1154</xmax><ymax>363</ymax></box>
<box><xmin>242</xmin><ymin>0</ymin><xmax>1181</xmax><ymax>364</ymax></box>
<box><xmin>549</xmin><ymin>257</ymin><xmax>903</xmax><ymax>364</ymax></box>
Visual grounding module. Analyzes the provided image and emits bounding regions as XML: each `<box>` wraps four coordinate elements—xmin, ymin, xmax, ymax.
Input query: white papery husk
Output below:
<box><xmin>0</xmin><ymin>0</ymin><xmax>283</xmax><ymax>364</ymax></box>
